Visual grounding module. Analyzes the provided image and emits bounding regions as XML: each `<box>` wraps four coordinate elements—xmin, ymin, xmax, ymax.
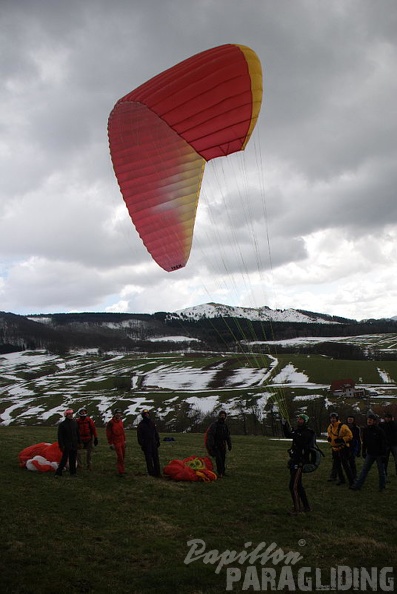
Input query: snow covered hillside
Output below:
<box><xmin>1</xmin><ymin>346</ymin><xmax>395</xmax><ymax>428</ymax></box>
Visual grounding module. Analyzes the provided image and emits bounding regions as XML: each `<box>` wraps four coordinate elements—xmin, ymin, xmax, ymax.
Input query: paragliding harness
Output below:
<box><xmin>302</xmin><ymin>438</ymin><xmax>325</xmax><ymax>473</ymax></box>
<box><xmin>287</xmin><ymin>431</ymin><xmax>325</xmax><ymax>473</ymax></box>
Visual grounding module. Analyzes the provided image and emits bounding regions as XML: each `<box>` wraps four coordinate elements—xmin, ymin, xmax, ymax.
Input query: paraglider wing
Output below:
<box><xmin>163</xmin><ymin>455</ymin><xmax>217</xmax><ymax>482</ymax></box>
<box><xmin>108</xmin><ymin>44</ymin><xmax>262</xmax><ymax>272</ymax></box>
<box><xmin>19</xmin><ymin>442</ymin><xmax>62</xmax><ymax>473</ymax></box>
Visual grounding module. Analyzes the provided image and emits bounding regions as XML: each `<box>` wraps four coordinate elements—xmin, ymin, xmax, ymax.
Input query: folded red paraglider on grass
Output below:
<box><xmin>19</xmin><ymin>442</ymin><xmax>62</xmax><ymax>472</ymax></box>
<box><xmin>163</xmin><ymin>455</ymin><xmax>217</xmax><ymax>482</ymax></box>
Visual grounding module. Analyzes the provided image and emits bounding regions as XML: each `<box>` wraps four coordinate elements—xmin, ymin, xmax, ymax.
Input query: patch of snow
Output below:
<box><xmin>184</xmin><ymin>395</ymin><xmax>219</xmax><ymax>416</ymax></box>
<box><xmin>377</xmin><ymin>368</ymin><xmax>394</xmax><ymax>383</ymax></box>
<box><xmin>293</xmin><ymin>394</ymin><xmax>325</xmax><ymax>401</ymax></box>
<box><xmin>171</xmin><ymin>303</ymin><xmax>340</xmax><ymax>324</ymax></box>
<box><xmin>271</xmin><ymin>364</ymin><xmax>309</xmax><ymax>385</ymax></box>
<box><xmin>148</xmin><ymin>336</ymin><xmax>201</xmax><ymax>343</ymax></box>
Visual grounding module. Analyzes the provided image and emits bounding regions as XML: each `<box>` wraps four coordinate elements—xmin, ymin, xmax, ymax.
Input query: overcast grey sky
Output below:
<box><xmin>1</xmin><ymin>0</ymin><xmax>396</xmax><ymax>320</ymax></box>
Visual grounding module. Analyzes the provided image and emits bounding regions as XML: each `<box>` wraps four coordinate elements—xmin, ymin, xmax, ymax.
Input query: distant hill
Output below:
<box><xmin>1</xmin><ymin>304</ymin><xmax>397</xmax><ymax>355</ymax></box>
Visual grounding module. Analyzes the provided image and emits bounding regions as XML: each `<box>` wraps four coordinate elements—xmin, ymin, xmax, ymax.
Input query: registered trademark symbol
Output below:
<box><xmin>298</xmin><ymin>539</ymin><xmax>306</xmax><ymax>547</ymax></box>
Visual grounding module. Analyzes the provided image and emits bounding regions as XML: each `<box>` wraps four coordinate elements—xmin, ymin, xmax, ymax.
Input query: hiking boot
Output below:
<box><xmin>288</xmin><ymin>507</ymin><xmax>302</xmax><ymax>516</ymax></box>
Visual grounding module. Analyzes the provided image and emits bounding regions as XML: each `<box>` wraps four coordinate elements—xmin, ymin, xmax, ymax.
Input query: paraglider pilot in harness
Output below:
<box><xmin>282</xmin><ymin>413</ymin><xmax>320</xmax><ymax>515</ymax></box>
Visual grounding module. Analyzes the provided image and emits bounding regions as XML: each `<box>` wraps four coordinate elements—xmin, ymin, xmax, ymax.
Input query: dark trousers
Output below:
<box><xmin>55</xmin><ymin>447</ymin><xmax>77</xmax><ymax>475</ymax></box>
<box><xmin>143</xmin><ymin>447</ymin><xmax>161</xmax><ymax>477</ymax></box>
<box><xmin>384</xmin><ymin>446</ymin><xmax>397</xmax><ymax>476</ymax></box>
<box><xmin>347</xmin><ymin>451</ymin><xmax>358</xmax><ymax>480</ymax></box>
<box><xmin>355</xmin><ymin>454</ymin><xmax>386</xmax><ymax>489</ymax></box>
<box><xmin>332</xmin><ymin>448</ymin><xmax>354</xmax><ymax>485</ymax></box>
<box><xmin>214</xmin><ymin>446</ymin><xmax>227</xmax><ymax>476</ymax></box>
<box><xmin>289</xmin><ymin>465</ymin><xmax>310</xmax><ymax>511</ymax></box>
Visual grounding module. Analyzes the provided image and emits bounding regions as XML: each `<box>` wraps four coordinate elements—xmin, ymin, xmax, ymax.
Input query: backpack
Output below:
<box><xmin>302</xmin><ymin>433</ymin><xmax>325</xmax><ymax>473</ymax></box>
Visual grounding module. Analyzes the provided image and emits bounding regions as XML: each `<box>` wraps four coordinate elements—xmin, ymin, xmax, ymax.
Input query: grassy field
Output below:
<box><xmin>2</xmin><ymin>426</ymin><xmax>396</xmax><ymax>593</ymax></box>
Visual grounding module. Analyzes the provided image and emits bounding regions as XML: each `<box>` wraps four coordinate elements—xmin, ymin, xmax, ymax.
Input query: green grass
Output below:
<box><xmin>275</xmin><ymin>354</ymin><xmax>397</xmax><ymax>385</ymax></box>
<box><xmin>2</xmin><ymin>427</ymin><xmax>396</xmax><ymax>593</ymax></box>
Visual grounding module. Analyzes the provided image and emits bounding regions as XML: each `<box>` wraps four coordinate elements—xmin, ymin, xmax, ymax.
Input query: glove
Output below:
<box><xmin>94</xmin><ymin>437</ymin><xmax>98</xmax><ymax>446</ymax></box>
<box><xmin>334</xmin><ymin>438</ymin><xmax>344</xmax><ymax>444</ymax></box>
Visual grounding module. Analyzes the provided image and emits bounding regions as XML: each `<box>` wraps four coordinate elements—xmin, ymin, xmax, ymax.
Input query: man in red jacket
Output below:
<box><xmin>106</xmin><ymin>409</ymin><xmax>126</xmax><ymax>476</ymax></box>
<box><xmin>76</xmin><ymin>408</ymin><xmax>98</xmax><ymax>471</ymax></box>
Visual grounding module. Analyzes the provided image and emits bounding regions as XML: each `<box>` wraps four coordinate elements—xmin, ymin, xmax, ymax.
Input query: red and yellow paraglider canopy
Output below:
<box><xmin>108</xmin><ymin>44</ymin><xmax>263</xmax><ymax>272</ymax></box>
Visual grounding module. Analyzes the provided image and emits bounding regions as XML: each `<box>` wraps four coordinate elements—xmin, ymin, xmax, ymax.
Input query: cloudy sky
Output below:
<box><xmin>1</xmin><ymin>0</ymin><xmax>396</xmax><ymax>321</ymax></box>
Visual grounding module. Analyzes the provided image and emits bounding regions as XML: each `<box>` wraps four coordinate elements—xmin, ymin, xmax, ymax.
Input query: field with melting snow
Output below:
<box><xmin>1</xmin><ymin>341</ymin><xmax>397</xmax><ymax>427</ymax></box>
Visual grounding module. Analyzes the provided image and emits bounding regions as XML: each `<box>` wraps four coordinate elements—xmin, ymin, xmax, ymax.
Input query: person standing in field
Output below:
<box><xmin>350</xmin><ymin>413</ymin><xmax>387</xmax><ymax>492</ymax></box>
<box><xmin>380</xmin><ymin>412</ymin><xmax>397</xmax><ymax>478</ymax></box>
<box><xmin>205</xmin><ymin>410</ymin><xmax>232</xmax><ymax>478</ymax></box>
<box><xmin>327</xmin><ymin>412</ymin><xmax>354</xmax><ymax>486</ymax></box>
<box><xmin>76</xmin><ymin>407</ymin><xmax>98</xmax><ymax>471</ymax></box>
<box><xmin>55</xmin><ymin>408</ymin><xmax>80</xmax><ymax>477</ymax></box>
<box><xmin>346</xmin><ymin>415</ymin><xmax>361</xmax><ymax>481</ymax></box>
<box><xmin>282</xmin><ymin>414</ymin><xmax>315</xmax><ymax>515</ymax></box>
<box><xmin>106</xmin><ymin>409</ymin><xmax>126</xmax><ymax>477</ymax></box>
<box><xmin>137</xmin><ymin>409</ymin><xmax>161</xmax><ymax>477</ymax></box>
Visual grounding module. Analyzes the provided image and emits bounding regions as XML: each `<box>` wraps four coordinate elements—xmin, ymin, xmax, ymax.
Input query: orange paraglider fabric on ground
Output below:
<box><xmin>163</xmin><ymin>455</ymin><xmax>217</xmax><ymax>482</ymax></box>
<box><xmin>19</xmin><ymin>442</ymin><xmax>62</xmax><ymax>472</ymax></box>
<box><xmin>108</xmin><ymin>43</ymin><xmax>263</xmax><ymax>272</ymax></box>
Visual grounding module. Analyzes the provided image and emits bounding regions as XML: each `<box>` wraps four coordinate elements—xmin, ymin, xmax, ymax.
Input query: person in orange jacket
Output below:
<box><xmin>76</xmin><ymin>407</ymin><xmax>98</xmax><ymax>470</ymax></box>
<box><xmin>106</xmin><ymin>409</ymin><xmax>126</xmax><ymax>476</ymax></box>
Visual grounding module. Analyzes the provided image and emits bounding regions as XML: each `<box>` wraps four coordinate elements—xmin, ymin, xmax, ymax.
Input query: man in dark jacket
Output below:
<box><xmin>346</xmin><ymin>415</ymin><xmax>361</xmax><ymax>480</ymax></box>
<box><xmin>55</xmin><ymin>408</ymin><xmax>80</xmax><ymax>477</ymax></box>
<box><xmin>283</xmin><ymin>414</ymin><xmax>315</xmax><ymax>515</ymax></box>
<box><xmin>206</xmin><ymin>410</ymin><xmax>232</xmax><ymax>477</ymax></box>
<box><xmin>137</xmin><ymin>409</ymin><xmax>161</xmax><ymax>477</ymax></box>
<box><xmin>380</xmin><ymin>413</ymin><xmax>397</xmax><ymax>477</ymax></box>
<box><xmin>350</xmin><ymin>414</ymin><xmax>387</xmax><ymax>491</ymax></box>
